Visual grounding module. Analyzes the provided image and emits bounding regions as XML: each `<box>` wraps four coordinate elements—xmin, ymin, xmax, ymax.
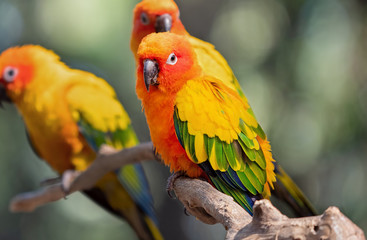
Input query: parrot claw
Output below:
<box><xmin>184</xmin><ymin>207</ymin><xmax>191</xmax><ymax>216</ymax></box>
<box><xmin>167</xmin><ymin>189</ymin><xmax>176</xmax><ymax>199</ymax></box>
<box><xmin>166</xmin><ymin>171</ymin><xmax>185</xmax><ymax>199</ymax></box>
<box><xmin>61</xmin><ymin>170</ymin><xmax>81</xmax><ymax>196</ymax></box>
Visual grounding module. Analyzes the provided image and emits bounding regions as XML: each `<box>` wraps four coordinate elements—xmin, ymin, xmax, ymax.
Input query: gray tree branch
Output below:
<box><xmin>172</xmin><ymin>177</ymin><xmax>365</xmax><ymax>240</ymax></box>
<box><xmin>8</xmin><ymin>142</ymin><xmax>366</xmax><ymax>240</ymax></box>
<box><xmin>10</xmin><ymin>142</ymin><xmax>156</xmax><ymax>212</ymax></box>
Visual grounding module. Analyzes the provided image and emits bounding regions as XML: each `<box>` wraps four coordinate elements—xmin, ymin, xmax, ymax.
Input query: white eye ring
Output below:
<box><xmin>3</xmin><ymin>66</ymin><xmax>18</xmax><ymax>83</ymax></box>
<box><xmin>166</xmin><ymin>53</ymin><xmax>177</xmax><ymax>65</ymax></box>
<box><xmin>140</xmin><ymin>12</ymin><xmax>150</xmax><ymax>25</ymax></box>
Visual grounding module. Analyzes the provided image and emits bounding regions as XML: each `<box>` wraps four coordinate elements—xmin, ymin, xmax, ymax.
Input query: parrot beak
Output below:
<box><xmin>0</xmin><ymin>84</ymin><xmax>11</xmax><ymax>108</ymax></box>
<box><xmin>155</xmin><ymin>14</ymin><xmax>172</xmax><ymax>32</ymax></box>
<box><xmin>143</xmin><ymin>59</ymin><xmax>159</xmax><ymax>92</ymax></box>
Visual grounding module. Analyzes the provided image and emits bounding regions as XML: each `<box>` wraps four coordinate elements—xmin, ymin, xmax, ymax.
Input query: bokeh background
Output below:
<box><xmin>0</xmin><ymin>0</ymin><xmax>366</xmax><ymax>239</ymax></box>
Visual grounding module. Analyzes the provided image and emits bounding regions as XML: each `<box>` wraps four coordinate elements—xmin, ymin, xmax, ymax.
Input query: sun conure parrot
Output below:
<box><xmin>135</xmin><ymin>32</ymin><xmax>316</xmax><ymax>216</ymax></box>
<box><xmin>131</xmin><ymin>0</ymin><xmax>317</xmax><ymax>217</ymax></box>
<box><xmin>0</xmin><ymin>45</ymin><xmax>163</xmax><ymax>240</ymax></box>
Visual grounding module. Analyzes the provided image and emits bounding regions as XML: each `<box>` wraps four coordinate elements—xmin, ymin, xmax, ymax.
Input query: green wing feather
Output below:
<box><xmin>174</xmin><ymin>106</ymin><xmax>266</xmax><ymax>214</ymax></box>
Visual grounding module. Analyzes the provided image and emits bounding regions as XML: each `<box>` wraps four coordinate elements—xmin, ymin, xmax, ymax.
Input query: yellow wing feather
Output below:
<box><xmin>175</xmin><ymin>77</ymin><xmax>254</xmax><ymax>143</ymax></box>
<box><xmin>189</xmin><ymin>36</ymin><xmax>245</xmax><ymax>97</ymax></box>
<box><xmin>66</xmin><ymin>72</ymin><xmax>131</xmax><ymax>133</ymax></box>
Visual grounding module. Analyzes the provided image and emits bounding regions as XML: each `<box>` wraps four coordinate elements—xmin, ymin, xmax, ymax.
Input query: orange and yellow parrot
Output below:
<box><xmin>131</xmin><ymin>0</ymin><xmax>316</xmax><ymax>217</ymax></box>
<box><xmin>0</xmin><ymin>45</ymin><xmax>162</xmax><ymax>240</ymax></box>
<box><xmin>136</xmin><ymin>32</ymin><xmax>316</xmax><ymax>216</ymax></box>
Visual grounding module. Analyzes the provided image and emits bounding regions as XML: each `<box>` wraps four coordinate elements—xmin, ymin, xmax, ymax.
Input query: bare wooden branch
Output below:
<box><xmin>65</xmin><ymin>142</ymin><xmax>157</xmax><ymax>192</ymax></box>
<box><xmin>10</xmin><ymin>142</ymin><xmax>156</xmax><ymax>212</ymax></box>
<box><xmin>9</xmin><ymin>142</ymin><xmax>366</xmax><ymax>240</ymax></box>
<box><xmin>173</xmin><ymin>177</ymin><xmax>251</xmax><ymax>228</ymax></box>
<box><xmin>10</xmin><ymin>182</ymin><xmax>67</xmax><ymax>212</ymax></box>
<box><xmin>171</xmin><ymin>177</ymin><xmax>366</xmax><ymax>240</ymax></box>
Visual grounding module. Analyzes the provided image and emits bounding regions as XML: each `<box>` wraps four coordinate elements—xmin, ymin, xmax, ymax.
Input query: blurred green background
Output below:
<box><xmin>0</xmin><ymin>0</ymin><xmax>366</xmax><ymax>239</ymax></box>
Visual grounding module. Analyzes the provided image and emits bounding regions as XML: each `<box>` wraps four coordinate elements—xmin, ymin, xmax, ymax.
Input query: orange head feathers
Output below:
<box><xmin>131</xmin><ymin>0</ymin><xmax>186</xmax><ymax>54</ymax></box>
<box><xmin>0</xmin><ymin>45</ymin><xmax>64</xmax><ymax>101</ymax></box>
<box><xmin>136</xmin><ymin>32</ymin><xmax>201</xmax><ymax>97</ymax></box>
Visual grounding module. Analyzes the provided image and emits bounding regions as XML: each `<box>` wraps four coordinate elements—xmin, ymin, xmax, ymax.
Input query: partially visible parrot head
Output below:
<box><xmin>0</xmin><ymin>45</ymin><xmax>61</xmax><ymax>105</ymax></box>
<box><xmin>136</xmin><ymin>32</ymin><xmax>201</xmax><ymax>96</ymax></box>
<box><xmin>131</xmin><ymin>0</ymin><xmax>186</xmax><ymax>54</ymax></box>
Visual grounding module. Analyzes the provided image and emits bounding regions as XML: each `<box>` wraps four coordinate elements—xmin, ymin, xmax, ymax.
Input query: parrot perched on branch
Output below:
<box><xmin>131</xmin><ymin>0</ymin><xmax>317</xmax><ymax>217</ymax></box>
<box><xmin>135</xmin><ymin>32</ymin><xmax>316</xmax><ymax>216</ymax></box>
<box><xmin>0</xmin><ymin>45</ymin><xmax>163</xmax><ymax>240</ymax></box>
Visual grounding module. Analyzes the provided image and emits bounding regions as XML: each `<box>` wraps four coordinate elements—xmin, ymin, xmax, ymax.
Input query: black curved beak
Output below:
<box><xmin>0</xmin><ymin>84</ymin><xmax>11</xmax><ymax>108</ymax></box>
<box><xmin>155</xmin><ymin>14</ymin><xmax>172</xmax><ymax>32</ymax></box>
<box><xmin>143</xmin><ymin>59</ymin><xmax>159</xmax><ymax>92</ymax></box>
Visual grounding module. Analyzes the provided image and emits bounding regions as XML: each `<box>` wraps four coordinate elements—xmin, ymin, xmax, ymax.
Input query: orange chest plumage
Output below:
<box><xmin>138</xmin><ymin>87</ymin><xmax>203</xmax><ymax>178</ymax></box>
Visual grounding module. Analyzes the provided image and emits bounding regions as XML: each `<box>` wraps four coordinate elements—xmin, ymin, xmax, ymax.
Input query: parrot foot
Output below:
<box><xmin>61</xmin><ymin>170</ymin><xmax>81</xmax><ymax>195</ymax></box>
<box><xmin>184</xmin><ymin>207</ymin><xmax>191</xmax><ymax>216</ymax></box>
<box><xmin>166</xmin><ymin>171</ymin><xmax>185</xmax><ymax>199</ymax></box>
<box><xmin>40</xmin><ymin>176</ymin><xmax>61</xmax><ymax>187</ymax></box>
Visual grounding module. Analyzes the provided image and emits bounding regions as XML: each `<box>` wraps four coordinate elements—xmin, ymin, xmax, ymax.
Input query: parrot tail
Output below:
<box><xmin>118</xmin><ymin>208</ymin><xmax>163</xmax><ymax>240</ymax></box>
<box><xmin>272</xmin><ymin>164</ymin><xmax>317</xmax><ymax>217</ymax></box>
<box><xmin>142</xmin><ymin>215</ymin><xmax>164</xmax><ymax>240</ymax></box>
<box><xmin>83</xmin><ymin>187</ymin><xmax>163</xmax><ymax>240</ymax></box>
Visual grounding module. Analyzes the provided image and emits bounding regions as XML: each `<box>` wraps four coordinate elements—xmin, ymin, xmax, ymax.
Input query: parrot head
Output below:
<box><xmin>137</xmin><ymin>32</ymin><xmax>201</xmax><ymax>96</ymax></box>
<box><xmin>0</xmin><ymin>45</ymin><xmax>61</xmax><ymax>105</ymax></box>
<box><xmin>131</xmin><ymin>0</ymin><xmax>186</xmax><ymax>53</ymax></box>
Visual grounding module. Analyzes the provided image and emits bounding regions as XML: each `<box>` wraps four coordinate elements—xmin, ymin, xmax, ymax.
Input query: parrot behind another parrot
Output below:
<box><xmin>131</xmin><ymin>0</ymin><xmax>317</xmax><ymax>217</ymax></box>
<box><xmin>0</xmin><ymin>45</ymin><xmax>163</xmax><ymax>240</ymax></box>
<box><xmin>136</xmin><ymin>32</ymin><xmax>316</xmax><ymax>216</ymax></box>
<box><xmin>131</xmin><ymin>0</ymin><xmax>243</xmax><ymax>97</ymax></box>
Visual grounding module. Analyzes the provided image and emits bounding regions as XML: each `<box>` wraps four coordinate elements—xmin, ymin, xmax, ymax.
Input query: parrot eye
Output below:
<box><xmin>166</xmin><ymin>53</ymin><xmax>177</xmax><ymax>65</ymax></box>
<box><xmin>2</xmin><ymin>66</ymin><xmax>18</xmax><ymax>83</ymax></box>
<box><xmin>140</xmin><ymin>12</ymin><xmax>150</xmax><ymax>25</ymax></box>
